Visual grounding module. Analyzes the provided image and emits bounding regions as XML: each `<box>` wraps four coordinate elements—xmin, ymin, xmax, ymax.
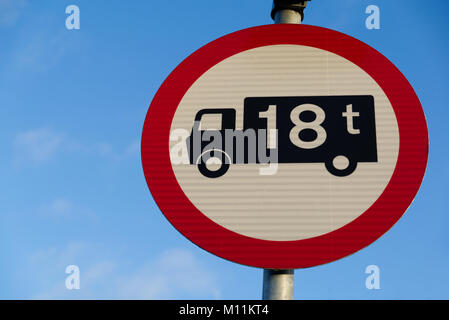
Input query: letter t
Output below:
<box><xmin>342</xmin><ymin>104</ymin><xmax>360</xmax><ymax>134</ymax></box>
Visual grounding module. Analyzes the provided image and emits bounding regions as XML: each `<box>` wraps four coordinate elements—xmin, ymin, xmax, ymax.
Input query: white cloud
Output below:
<box><xmin>13</xmin><ymin>128</ymin><xmax>64</xmax><ymax>166</ymax></box>
<box><xmin>12</xmin><ymin>127</ymin><xmax>139</xmax><ymax>167</ymax></box>
<box><xmin>33</xmin><ymin>259</ymin><xmax>117</xmax><ymax>299</ymax></box>
<box><xmin>95</xmin><ymin>140</ymin><xmax>140</xmax><ymax>160</ymax></box>
<box><xmin>38</xmin><ymin>198</ymin><xmax>98</xmax><ymax>221</ymax></box>
<box><xmin>12</xmin><ymin>30</ymin><xmax>71</xmax><ymax>73</ymax></box>
<box><xmin>45</xmin><ymin>198</ymin><xmax>73</xmax><ymax>218</ymax></box>
<box><xmin>30</xmin><ymin>242</ymin><xmax>87</xmax><ymax>268</ymax></box>
<box><xmin>115</xmin><ymin>249</ymin><xmax>221</xmax><ymax>299</ymax></box>
<box><xmin>0</xmin><ymin>0</ymin><xmax>27</xmax><ymax>26</ymax></box>
<box><xmin>29</xmin><ymin>242</ymin><xmax>115</xmax><ymax>299</ymax></box>
<box><xmin>124</xmin><ymin>140</ymin><xmax>140</xmax><ymax>157</ymax></box>
<box><xmin>28</xmin><ymin>245</ymin><xmax>220</xmax><ymax>299</ymax></box>
<box><xmin>97</xmin><ymin>142</ymin><xmax>114</xmax><ymax>156</ymax></box>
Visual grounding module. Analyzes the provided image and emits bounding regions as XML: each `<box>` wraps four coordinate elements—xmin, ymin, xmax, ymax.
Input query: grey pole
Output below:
<box><xmin>274</xmin><ymin>9</ymin><xmax>302</xmax><ymax>24</ymax></box>
<box><xmin>271</xmin><ymin>0</ymin><xmax>309</xmax><ymax>24</ymax></box>
<box><xmin>262</xmin><ymin>0</ymin><xmax>310</xmax><ymax>301</ymax></box>
<box><xmin>262</xmin><ymin>269</ymin><xmax>294</xmax><ymax>300</ymax></box>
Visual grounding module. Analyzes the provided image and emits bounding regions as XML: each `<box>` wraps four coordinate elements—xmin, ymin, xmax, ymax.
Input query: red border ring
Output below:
<box><xmin>141</xmin><ymin>24</ymin><xmax>428</xmax><ymax>269</ymax></box>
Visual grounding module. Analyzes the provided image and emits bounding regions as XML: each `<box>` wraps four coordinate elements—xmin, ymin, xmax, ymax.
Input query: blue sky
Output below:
<box><xmin>0</xmin><ymin>0</ymin><xmax>448</xmax><ymax>299</ymax></box>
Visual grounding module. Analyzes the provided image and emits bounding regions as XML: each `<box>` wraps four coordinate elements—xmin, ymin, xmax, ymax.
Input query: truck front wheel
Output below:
<box><xmin>197</xmin><ymin>150</ymin><xmax>230</xmax><ymax>178</ymax></box>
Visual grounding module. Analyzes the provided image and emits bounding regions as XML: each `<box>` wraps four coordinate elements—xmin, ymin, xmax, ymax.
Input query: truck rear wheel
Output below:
<box><xmin>325</xmin><ymin>155</ymin><xmax>357</xmax><ymax>177</ymax></box>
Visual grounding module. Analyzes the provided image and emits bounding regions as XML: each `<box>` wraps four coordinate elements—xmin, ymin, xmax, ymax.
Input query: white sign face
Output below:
<box><xmin>169</xmin><ymin>44</ymin><xmax>399</xmax><ymax>241</ymax></box>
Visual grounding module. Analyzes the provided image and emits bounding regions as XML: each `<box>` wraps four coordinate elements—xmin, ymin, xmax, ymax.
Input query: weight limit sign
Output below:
<box><xmin>141</xmin><ymin>24</ymin><xmax>428</xmax><ymax>269</ymax></box>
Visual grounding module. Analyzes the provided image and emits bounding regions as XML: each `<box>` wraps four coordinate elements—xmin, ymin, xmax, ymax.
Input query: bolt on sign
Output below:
<box><xmin>141</xmin><ymin>24</ymin><xmax>428</xmax><ymax>269</ymax></box>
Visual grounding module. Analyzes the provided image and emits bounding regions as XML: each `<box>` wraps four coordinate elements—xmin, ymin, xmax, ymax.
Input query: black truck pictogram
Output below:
<box><xmin>186</xmin><ymin>95</ymin><xmax>377</xmax><ymax>178</ymax></box>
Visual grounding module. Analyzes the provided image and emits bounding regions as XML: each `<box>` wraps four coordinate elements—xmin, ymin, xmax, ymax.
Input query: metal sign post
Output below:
<box><xmin>262</xmin><ymin>0</ymin><xmax>310</xmax><ymax>300</ymax></box>
<box><xmin>262</xmin><ymin>269</ymin><xmax>294</xmax><ymax>300</ymax></box>
<box><xmin>271</xmin><ymin>0</ymin><xmax>308</xmax><ymax>24</ymax></box>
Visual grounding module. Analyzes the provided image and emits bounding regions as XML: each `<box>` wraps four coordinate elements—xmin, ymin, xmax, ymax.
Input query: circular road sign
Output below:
<box><xmin>141</xmin><ymin>24</ymin><xmax>428</xmax><ymax>269</ymax></box>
